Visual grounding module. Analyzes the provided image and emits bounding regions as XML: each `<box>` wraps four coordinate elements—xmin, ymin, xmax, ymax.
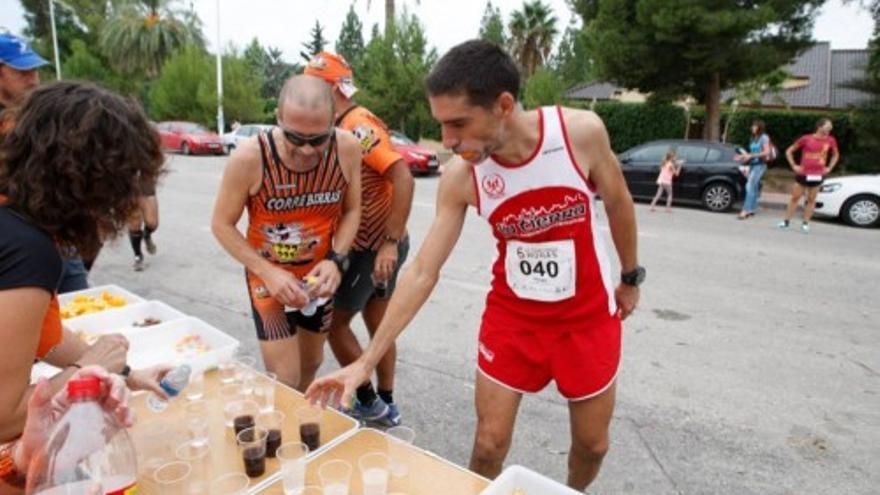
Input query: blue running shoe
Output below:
<box><xmin>354</xmin><ymin>397</ymin><xmax>395</xmax><ymax>426</ymax></box>
<box><xmin>386</xmin><ymin>402</ymin><xmax>402</xmax><ymax>426</ymax></box>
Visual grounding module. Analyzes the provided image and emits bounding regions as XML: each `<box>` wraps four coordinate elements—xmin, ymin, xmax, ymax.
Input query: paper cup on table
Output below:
<box><xmin>386</xmin><ymin>425</ymin><xmax>415</xmax><ymax>478</ymax></box>
<box><xmin>210</xmin><ymin>472</ymin><xmax>250</xmax><ymax>495</ymax></box>
<box><xmin>359</xmin><ymin>452</ymin><xmax>390</xmax><ymax>495</ymax></box>
<box><xmin>319</xmin><ymin>459</ymin><xmax>352</xmax><ymax>495</ymax></box>
<box><xmin>152</xmin><ymin>461</ymin><xmax>191</xmax><ymax>495</ymax></box>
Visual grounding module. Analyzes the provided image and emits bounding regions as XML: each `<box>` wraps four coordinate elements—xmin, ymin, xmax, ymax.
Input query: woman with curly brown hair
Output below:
<box><xmin>0</xmin><ymin>81</ymin><xmax>171</xmax><ymax>444</ymax></box>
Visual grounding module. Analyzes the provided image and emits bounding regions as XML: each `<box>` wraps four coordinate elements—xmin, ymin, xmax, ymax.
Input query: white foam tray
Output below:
<box><xmin>480</xmin><ymin>465</ymin><xmax>581</xmax><ymax>495</ymax></box>
<box><xmin>64</xmin><ymin>300</ymin><xmax>186</xmax><ymax>337</ymax></box>
<box><xmin>31</xmin><ymin>316</ymin><xmax>239</xmax><ymax>381</ymax></box>
<box><xmin>58</xmin><ymin>284</ymin><xmax>147</xmax><ymax>313</ymax></box>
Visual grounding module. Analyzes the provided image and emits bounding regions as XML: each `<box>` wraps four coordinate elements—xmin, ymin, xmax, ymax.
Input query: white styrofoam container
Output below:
<box><xmin>124</xmin><ymin>316</ymin><xmax>239</xmax><ymax>374</ymax></box>
<box><xmin>64</xmin><ymin>301</ymin><xmax>186</xmax><ymax>339</ymax></box>
<box><xmin>481</xmin><ymin>465</ymin><xmax>581</xmax><ymax>495</ymax></box>
<box><xmin>30</xmin><ymin>316</ymin><xmax>239</xmax><ymax>382</ymax></box>
<box><xmin>58</xmin><ymin>284</ymin><xmax>146</xmax><ymax>315</ymax></box>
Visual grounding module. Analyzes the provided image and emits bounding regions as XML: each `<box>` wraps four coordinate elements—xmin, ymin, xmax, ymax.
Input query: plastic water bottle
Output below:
<box><xmin>146</xmin><ymin>364</ymin><xmax>192</xmax><ymax>412</ymax></box>
<box><xmin>26</xmin><ymin>376</ymin><xmax>139</xmax><ymax>495</ymax></box>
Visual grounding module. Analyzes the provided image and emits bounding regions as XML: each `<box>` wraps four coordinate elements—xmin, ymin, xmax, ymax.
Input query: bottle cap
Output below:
<box><xmin>67</xmin><ymin>375</ymin><xmax>102</xmax><ymax>400</ymax></box>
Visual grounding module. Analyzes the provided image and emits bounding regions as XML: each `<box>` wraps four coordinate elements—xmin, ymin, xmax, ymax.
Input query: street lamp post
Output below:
<box><xmin>215</xmin><ymin>0</ymin><xmax>224</xmax><ymax>134</ymax></box>
<box><xmin>48</xmin><ymin>0</ymin><xmax>62</xmax><ymax>80</ymax></box>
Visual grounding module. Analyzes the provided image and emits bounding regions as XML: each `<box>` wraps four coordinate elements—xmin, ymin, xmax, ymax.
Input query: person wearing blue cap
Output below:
<box><xmin>0</xmin><ymin>33</ymin><xmax>91</xmax><ymax>293</ymax></box>
<box><xmin>0</xmin><ymin>33</ymin><xmax>48</xmax><ymax>113</ymax></box>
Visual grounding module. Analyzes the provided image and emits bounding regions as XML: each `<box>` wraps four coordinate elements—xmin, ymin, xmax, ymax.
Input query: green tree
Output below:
<box><xmin>301</xmin><ymin>20</ymin><xmax>328</xmax><ymax>63</ymax></box>
<box><xmin>149</xmin><ymin>45</ymin><xmax>213</xmax><ymax>124</ymax></box>
<box><xmin>588</xmin><ymin>0</ymin><xmax>822</xmax><ymax>141</ymax></box>
<box><xmin>479</xmin><ymin>1</ymin><xmax>507</xmax><ymax>47</ymax></box>
<box><xmin>553</xmin><ymin>24</ymin><xmax>593</xmax><ymax>88</ymax></box>
<box><xmin>509</xmin><ymin>1</ymin><xmax>559</xmax><ymax>79</ymax></box>
<box><xmin>568</xmin><ymin>0</ymin><xmax>599</xmax><ymax>25</ymax></box>
<box><xmin>20</xmin><ymin>0</ymin><xmax>89</xmax><ymax>65</ymax></box>
<box><xmin>336</xmin><ymin>5</ymin><xmax>366</xmax><ymax>67</ymax></box>
<box><xmin>100</xmin><ymin>0</ymin><xmax>205</xmax><ymax>77</ymax></box>
<box><xmin>523</xmin><ymin>68</ymin><xmax>566</xmax><ymax>108</ymax></box>
<box><xmin>199</xmin><ymin>55</ymin><xmax>267</xmax><ymax>126</ymax></box>
<box><xmin>356</xmin><ymin>9</ymin><xmax>438</xmax><ymax>139</ymax></box>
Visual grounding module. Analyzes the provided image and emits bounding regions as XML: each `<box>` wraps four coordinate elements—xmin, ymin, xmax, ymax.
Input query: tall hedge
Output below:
<box><xmin>582</xmin><ymin>102</ymin><xmax>688</xmax><ymax>153</ymax></box>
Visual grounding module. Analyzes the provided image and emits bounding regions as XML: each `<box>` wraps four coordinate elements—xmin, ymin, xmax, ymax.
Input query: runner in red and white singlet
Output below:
<box><xmin>473</xmin><ymin>105</ymin><xmax>620</xmax><ymax>401</ymax></box>
<box><xmin>308</xmin><ymin>40</ymin><xmax>643</xmax><ymax>490</ymax></box>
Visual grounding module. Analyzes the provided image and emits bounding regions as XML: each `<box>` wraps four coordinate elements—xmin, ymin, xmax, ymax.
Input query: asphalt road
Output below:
<box><xmin>86</xmin><ymin>154</ymin><xmax>879</xmax><ymax>494</ymax></box>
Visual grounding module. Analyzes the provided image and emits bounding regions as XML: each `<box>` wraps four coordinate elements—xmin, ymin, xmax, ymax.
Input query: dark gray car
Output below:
<box><xmin>618</xmin><ymin>139</ymin><xmax>747</xmax><ymax>212</ymax></box>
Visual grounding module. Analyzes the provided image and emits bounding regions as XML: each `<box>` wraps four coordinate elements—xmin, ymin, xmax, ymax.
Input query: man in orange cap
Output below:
<box><xmin>305</xmin><ymin>52</ymin><xmax>414</xmax><ymax>426</ymax></box>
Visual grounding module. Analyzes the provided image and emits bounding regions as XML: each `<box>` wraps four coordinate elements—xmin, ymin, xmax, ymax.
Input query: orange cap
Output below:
<box><xmin>304</xmin><ymin>52</ymin><xmax>358</xmax><ymax>98</ymax></box>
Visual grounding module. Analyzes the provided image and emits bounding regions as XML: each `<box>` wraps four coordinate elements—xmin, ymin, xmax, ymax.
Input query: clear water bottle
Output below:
<box><xmin>26</xmin><ymin>376</ymin><xmax>139</xmax><ymax>495</ymax></box>
<box><xmin>146</xmin><ymin>364</ymin><xmax>192</xmax><ymax>412</ymax></box>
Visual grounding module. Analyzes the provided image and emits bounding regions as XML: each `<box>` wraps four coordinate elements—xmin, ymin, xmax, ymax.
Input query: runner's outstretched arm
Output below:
<box><xmin>306</xmin><ymin>160</ymin><xmax>470</xmax><ymax>408</ymax></box>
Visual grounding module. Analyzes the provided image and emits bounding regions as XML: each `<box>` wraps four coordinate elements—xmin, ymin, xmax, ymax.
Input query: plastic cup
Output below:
<box><xmin>219</xmin><ymin>357</ymin><xmax>237</xmax><ymax>384</ymax></box>
<box><xmin>152</xmin><ymin>461</ymin><xmax>191</xmax><ymax>495</ymax></box>
<box><xmin>386</xmin><ymin>426</ymin><xmax>415</xmax><ymax>478</ymax></box>
<box><xmin>210</xmin><ymin>472</ymin><xmax>250</xmax><ymax>494</ymax></box>
<box><xmin>254</xmin><ymin>372</ymin><xmax>277</xmax><ymax>413</ymax></box>
<box><xmin>319</xmin><ymin>459</ymin><xmax>352</xmax><ymax>495</ymax></box>
<box><xmin>184</xmin><ymin>400</ymin><xmax>210</xmax><ymax>448</ymax></box>
<box><xmin>236</xmin><ymin>355</ymin><xmax>257</xmax><ymax>394</ymax></box>
<box><xmin>276</xmin><ymin>442</ymin><xmax>309</xmax><ymax>495</ymax></box>
<box><xmin>257</xmin><ymin>410</ymin><xmax>285</xmax><ymax>458</ymax></box>
<box><xmin>186</xmin><ymin>369</ymin><xmax>205</xmax><ymax>400</ymax></box>
<box><xmin>295</xmin><ymin>405</ymin><xmax>323</xmax><ymax>452</ymax></box>
<box><xmin>236</xmin><ymin>426</ymin><xmax>268</xmax><ymax>478</ymax></box>
<box><xmin>225</xmin><ymin>399</ymin><xmax>259</xmax><ymax>432</ymax></box>
<box><xmin>358</xmin><ymin>452</ymin><xmax>390</xmax><ymax>495</ymax></box>
<box><xmin>175</xmin><ymin>440</ymin><xmax>210</xmax><ymax>494</ymax></box>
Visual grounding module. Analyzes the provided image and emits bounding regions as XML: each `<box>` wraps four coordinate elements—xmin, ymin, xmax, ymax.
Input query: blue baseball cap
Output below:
<box><xmin>0</xmin><ymin>33</ymin><xmax>49</xmax><ymax>71</ymax></box>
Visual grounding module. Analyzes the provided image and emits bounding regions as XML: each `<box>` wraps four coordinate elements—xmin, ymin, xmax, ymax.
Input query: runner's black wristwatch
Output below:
<box><xmin>621</xmin><ymin>266</ymin><xmax>646</xmax><ymax>287</ymax></box>
<box><xmin>325</xmin><ymin>249</ymin><xmax>350</xmax><ymax>274</ymax></box>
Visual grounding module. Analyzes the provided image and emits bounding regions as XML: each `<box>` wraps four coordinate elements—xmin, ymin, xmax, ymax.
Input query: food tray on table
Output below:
<box><xmin>58</xmin><ymin>284</ymin><xmax>146</xmax><ymax>319</ymax></box>
<box><xmin>480</xmin><ymin>465</ymin><xmax>581</xmax><ymax>495</ymax></box>
<box><xmin>63</xmin><ymin>300</ymin><xmax>187</xmax><ymax>344</ymax></box>
<box><xmin>123</xmin><ymin>316</ymin><xmax>239</xmax><ymax>373</ymax></box>
<box><xmin>258</xmin><ymin>428</ymin><xmax>490</xmax><ymax>495</ymax></box>
<box><xmin>31</xmin><ymin>316</ymin><xmax>239</xmax><ymax>382</ymax></box>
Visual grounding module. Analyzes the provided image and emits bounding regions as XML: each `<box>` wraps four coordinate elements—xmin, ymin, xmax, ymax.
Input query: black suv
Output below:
<box><xmin>618</xmin><ymin>140</ymin><xmax>747</xmax><ymax>212</ymax></box>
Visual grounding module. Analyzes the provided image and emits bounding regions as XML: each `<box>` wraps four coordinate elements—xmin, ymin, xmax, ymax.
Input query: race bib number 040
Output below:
<box><xmin>505</xmin><ymin>240</ymin><xmax>576</xmax><ymax>302</ymax></box>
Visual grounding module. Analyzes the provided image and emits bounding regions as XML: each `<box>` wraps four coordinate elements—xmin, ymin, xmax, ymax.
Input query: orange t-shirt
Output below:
<box><xmin>336</xmin><ymin>105</ymin><xmax>403</xmax><ymax>251</ymax></box>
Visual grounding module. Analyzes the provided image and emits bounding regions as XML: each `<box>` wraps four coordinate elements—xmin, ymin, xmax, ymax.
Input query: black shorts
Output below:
<box><xmin>334</xmin><ymin>236</ymin><xmax>410</xmax><ymax>312</ymax></box>
<box><xmin>246</xmin><ymin>271</ymin><xmax>333</xmax><ymax>341</ymax></box>
<box><xmin>795</xmin><ymin>175</ymin><xmax>824</xmax><ymax>187</ymax></box>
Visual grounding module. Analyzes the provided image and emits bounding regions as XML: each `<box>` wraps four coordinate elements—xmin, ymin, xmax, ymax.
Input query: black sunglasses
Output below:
<box><xmin>280</xmin><ymin>127</ymin><xmax>333</xmax><ymax>147</ymax></box>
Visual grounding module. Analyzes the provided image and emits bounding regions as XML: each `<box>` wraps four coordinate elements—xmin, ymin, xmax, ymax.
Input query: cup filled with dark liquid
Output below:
<box><xmin>257</xmin><ymin>410</ymin><xmax>285</xmax><ymax>458</ymax></box>
<box><xmin>236</xmin><ymin>426</ymin><xmax>268</xmax><ymax>478</ymax></box>
<box><xmin>295</xmin><ymin>405</ymin><xmax>323</xmax><ymax>452</ymax></box>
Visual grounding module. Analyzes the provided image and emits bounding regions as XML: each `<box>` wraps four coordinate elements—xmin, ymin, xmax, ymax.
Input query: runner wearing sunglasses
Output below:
<box><xmin>212</xmin><ymin>75</ymin><xmax>363</xmax><ymax>390</ymax></box>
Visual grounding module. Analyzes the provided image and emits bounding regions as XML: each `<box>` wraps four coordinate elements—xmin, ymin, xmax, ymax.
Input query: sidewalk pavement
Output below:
<box><xmin>758</xmin><ymin>191</ymin><xmax>790</xmax><ymax>211</ymax></box>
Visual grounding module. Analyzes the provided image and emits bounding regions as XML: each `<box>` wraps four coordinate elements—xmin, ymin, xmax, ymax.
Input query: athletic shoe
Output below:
<box><xmin>145</xmin><ymin>236</ymin><xmax>157</xmax><ymax>255</ymax></box>
<box><xmin>352</xmin><ymin>396</ymin><xmax>397</xmax><ymax>427</ymax></box>
<box><xmin>133</xmin><ymin>256</ymin><xmax>144</xmax><ymax>272</ymax></box>
<box><xmin>801</xmin><ymin>223</ymin><xmax>810</xmax><ymax>234</ymax></box>
<box><xmin>776</xmin><ymin>220</ymin><xmax>790</xmax><ymax>230</ymax></box>
<box><xmin>386</xmin><ymin>402</ymin><xmax>402</xmax><ymax>426</ymax></box>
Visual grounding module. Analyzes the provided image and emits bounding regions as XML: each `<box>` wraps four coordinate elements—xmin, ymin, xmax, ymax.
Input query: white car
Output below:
<box><xmin>815</xmin><ymin>174</ymin><xmax>880</xmax><ymax>228</ymax></box>
<box><xmin>222</xmin><ymin>124</ymin><xmax>274</xmax><ymax>154</ymax></box>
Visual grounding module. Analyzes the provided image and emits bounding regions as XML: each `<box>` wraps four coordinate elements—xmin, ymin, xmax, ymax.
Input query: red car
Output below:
<box><xmin>156</xmin><ymin>121</ymin><xmax>225</xmax><ymax>155</ymax></box>
<box><xmin>390</xmin><ymin>131</ymin><xmax>439</xmax><ymax>175</ymax></box>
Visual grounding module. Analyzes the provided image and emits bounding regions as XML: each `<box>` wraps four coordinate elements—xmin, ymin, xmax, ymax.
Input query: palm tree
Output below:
<box><xmin>508</xmin><ymin>0</ymin><xmax>558</xmax><ymax>79</ymax></box>
<box><xmin>100</xmin><ymin>0</ymin><xmax>204</xmax><ymax>77</ymax></box>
